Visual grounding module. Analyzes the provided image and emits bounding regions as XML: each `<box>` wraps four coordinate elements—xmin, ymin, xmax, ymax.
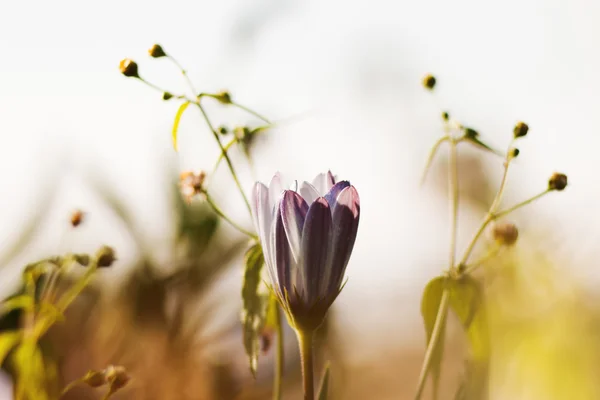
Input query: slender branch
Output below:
<box><xmin>204</xmin><ymin>192</ymin><xmax>257</xmax><ymax>239</ymax></box>
<box><xmin>211</xmin><ymin>138</ymin><xmax>237</xmax><ymax>177</ymax></box>
<box><xmin>272</xmin><ymin>301</ymin><xmax>284</xmax><ymax>400</ymax></box>
<box><xmin>461</xmin><ymin>244</ymin><xmax>503</xmax><ymax>276</ymax></box>
<box><xmin>231</xmin><ymin>101</ymin><xmax>272</xmax><ymax>124</ymax></box>
<box><xmin>448</xmin><ymin>138</ymin><xmax>459</xmax><ymax>270</ymax></box>
<box><xmin>167</xmin><ymin>55</ymin><xmax>199</xmax><ymax>97</ymax></box>
<box><xmin>494</xmin><ymin>190</ymin><xmax>550</xmax><ymax>220</ymax></box>
<box><xmin>414</xmin><ymin>289</ymin><xmax>450</xmax><ymax>400</ymax></box>
<box><xmin>298</xmin><ymin>330</ymin><xmax>315</xmax><ymax>400</ymax></box>
<box><xmin>194</xmin><ymin>101</ymin><xmax>252</xmax><ymax>214</ymax></box>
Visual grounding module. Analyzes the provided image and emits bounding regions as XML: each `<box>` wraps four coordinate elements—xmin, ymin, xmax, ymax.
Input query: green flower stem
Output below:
<box><xmin>461</xmin><ymin>243</ymin><xmax>503</xmax><ymax>276</ymax></box>
<box><xmin>298</xmin><ymin>329</ymin><xmax>315</xmax><ymax>400</ymax></box>
<box><xmin>493</xmin><ymin>190</ymin><xmax>550</xmax><ymax>220</ymax></box>
<box><xmin>231</xmin><ymin>101</ymin><xmax>272</xmax><ymax>124</ymax></box>
<box><xmin>273</xmin><ymin>301</ymin><xmax>284</xmax><ymax>400</ymax></box>
<box><xmin>210</xmin><ymin>138</ymin><xmax>237</xmax><ymax>177</ymax></box>
<box><xmin>420</xmin><ymin>136</ymin><xmax>449</xmax><ymax>186</ymax></box>
<box><xmin>204</xmin><ymin>192</ymin><xmax>257</xmax><ymax>239</ymax></box>
<box><xmin>414</xmin><ymin>289</ymin><xmax>450</xmax><ymax>400</ymax></box>
<box><xmin>194</xmin><ymin>100</ymin><xmax>253</xmax><ymax>214</ymax></box>
<box><xmin>166</xmin><ymin>55</ymin><xmax>199</xmax><ymax>97</ymax></box>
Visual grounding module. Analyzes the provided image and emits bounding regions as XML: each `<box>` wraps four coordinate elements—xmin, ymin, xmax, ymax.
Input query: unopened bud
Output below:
<box><xmin>214</xmin><ymin>90</ymin><xmax>232</xmax><ymax>104</ymax></box>
<box><xmin>492</xmin><ymin>222</ymin><xmax>519</xmax><ymax>246</ymax></box>
<box><xmin>148</xmin><ymin>44</ymin><xmax>166</xmax><ymax>58</ymax></box>
<box><xmin>442</xmin><ymin>111</ymin><xmax>450</xmax><ymax>121</ymax></box>
<box><xmin>119</xmin><ymin>59</ymin><xmax>139</xmax><ymax>78</ymax></box>
<box><xmin>218</xmin><ymin>125</ymin><xmax>228</xmax><ymax>135</ymax></box>
<box><xmin>83</xmin><ymin>370</ymin><xmax>107</xmax><ymax>388</ymax></box>
<box><xmin>513</xmin><ymin>121</ymin><xmax>529</xmax><ymax>138</ymax></box>
<box><xmin>70</xmin><ymin>210</ymin><xmax>84</xmax><ymax>227</ymax></box>
<box><xmin>74</xmin><ymin>254</ymin><xmax>91</xmax><ymax>266</ymax></box>
<box><xmin>105</xmin><ymin>365</ymin><xmax>130</xmax><ymax>392</ymax></box>
<box><xmin>233</xmin><ymin>126</ymin><xmax>250</xmax><ymax>141</ymax></box>
<box><xmin>162</xmin><ymin>92</ymin><xmax>173</xmax><ymax>101</ymax></box>
<box><xmin>464</xmin><ymin>127</ymin><xmax>479</xmax><ymax>139</ymax></box>
<box><xmin>510</xmin><ymin>148</ymin><xmax>520</xmax><ymax>158</ymax></box>
<box><xmin>548</xmin><ymin>172</ymin><xmax>568</xmax><ymax>191</ymax></box>
<box><xmin>422</xmin><ymin>74</ymin><xmax>436</xmax><ymax>90</ymax></box>
<box><xmin>95</xmin><ymin>246</ymin><xmax>116</xmax><ymax>268</ymax></box>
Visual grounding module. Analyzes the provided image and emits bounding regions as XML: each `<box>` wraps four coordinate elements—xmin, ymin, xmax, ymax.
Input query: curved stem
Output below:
<box><xmin>204</xmin><ymin>193</ymin><xmax>257</xmax><ymax>239</ymax></box>
<box><xmin>231</xmin><ymin>101</ymin><xmax>272</xmax><ymax>124</ymax></box>
<box><xmin>414</xmin><ymin>290</ymin><xmax>450</xmax><ymax>400</ymax></box>
<box><xmin>298</xmin><ymin>330</ymin><xmax>315</xmax><ymax>400</ymax></box>
<box><xmin>167</xmin><ymin>55</ymin><xmax>199</xmax><ymax>97</ymax></box>
<box><xmin>272</xmin><ymin>302</ymin><xmax>284</xmax><ymax>400</ymax></box>
<box><xmin>420</xmin><ymin>136</ymin><xmax>449</xmax><ymax>186</ymax></box>
<box><xmin>194</xmin><ymin>101</ymin><xmax>252</xmax><ymax>214</ymax></box>
<box><xmin>494</xmin><ymin>190</ymin><xmax>550</xmax><ymax>220</ymax></box>
<box><xmin>211</xmin><ymin>138</ymin><xmax>237</xmax><ymax>176</ymax></box>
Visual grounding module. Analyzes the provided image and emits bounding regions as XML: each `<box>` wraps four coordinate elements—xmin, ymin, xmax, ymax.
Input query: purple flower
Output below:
<box><xmin>251</xmin><ymin>171</ymin><xmax>360</xmax><ymax>330</ymax></box>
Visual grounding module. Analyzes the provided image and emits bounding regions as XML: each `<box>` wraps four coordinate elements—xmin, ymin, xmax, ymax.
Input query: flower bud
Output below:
<box><xmin>442</xmin><ymin>111</ymin><xmax>450</xmax><ymax>121</ymax></box>
<box><xmin>548</xmin><ymin>172</ymin><xmax>568</xmax><ymax>191</ymax></box>
<box><xmin>105</xmin><ymin>365</ymin><xmax>130</xmax><ymax>392</ymax></box>
<box><xmin>162</xmin><ymin>92</ymin><xmax>173</xmax><ymax>101</ymax></box>
<box><xmin>74</xmin><ymin>254</ymin><xmax>90</xmax><ymax>266</ymax></box>
<box><xmin>234</xmin><ymin>126</ymin><xmax>250</xmax><ymax>141</ymax></box>
<box><xmin>70</xmin><ymin>210</ymin><xmax>84</xmax><ymax>227</ymax></box>
<box><xmin>218</xmin><ymin>125</ymin><xmax>228</xmax><ymax>135</ymax></box>
<box><xmin>83</xmin><ymin>370</ymin><xmax>108</xmax><ymax>388</ymax></box>
<box><xmin>214</xmin><ymin>90</ymin><xmax>232</xmax><ymax>104</ymax></box>
<box><xmin>492</xmin><ymin>222</ymin><xmax>519</xmax><ymax>246</ymax></box>
<box><xmin>95</xmin><ymin>246</ymin><xmax>116</xmax><ymax>268</ymax></box>
<box><xmin>513</xmin><ymin>121</ymin><xmax>529</xmax><ymax>138</ymax></box>
<box><xmin>148</xmin><ymin>44</ymin><xmax>166</xmax><ymax>58</ymax></box>
<box><xmin>510</xmin><ymin>148</ymin><xmax>520</xmax><ymax>159</ymax></box>
<box><xmin>464</xmin><ymin>127</ymin><xmax>479</xmax><ymax>139</ymax></box>
<box><xmin>119</xmin><ymin>59</ymin><xmax>139</xmax><ymax>78</ymax></box>
<box><xmin>422</xmin><ymin>74</ymin><xmax>436</xmax><ymax>90</ymax></box>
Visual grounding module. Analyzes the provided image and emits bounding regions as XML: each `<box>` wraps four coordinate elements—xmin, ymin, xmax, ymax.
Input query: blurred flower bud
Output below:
<box><xmin>442</xmin><ymin>111</ymin><xmax>450</xmax><ymax>121</ymax></box>
<box><xmin>422</xmin><ymin>74</ymin><xmax>436</xmax><ymax>90</ymax></box>
<box><xmin>464</xmin><ymin>127</ymin><xmax>479</xmax><ymax>139</ymax></box>
<box><xmin>74</xmin><ymin>254</ymin><xmax>90</xmax><ymax>266</ymax></box>
<box><xmin>548</xmin><ymin>172</ymin><xmax>568</xmax><ymax>191</ymax></box>
<box><xmin>83</xmin><ymin>370</ymin><xmax>107</xmax><ymax>388</ymax></box>
<box><xmin>96</xmin><ymin>246</ymin><xmax>116</xmax><ymax>268</ymax></box>
<box><xmin>214</xmin><ymin>90</ymin><xmax>232</xmax><ymax>104</ymax></box>
<box><xmin>119</xmin><ymin>59</ymin><xmax>139</xmax><ymax>78</ymax></box>
<box><xmin>179</xmin><ymin>170</ymin><xmax>207</xmax><ymax>202</ymax></box>
<box><xmin>234</xmin><ymin>126</ymin><xmax>250</xmax><ymax>141</ymax></box>
<box><xmin>70</xmin><ymin>210</ymin><xmax>84</xmax><ymax>227</ymax></box>
<box><xmin>492</xmin><ymin>222</ymin><xmax>519</xmax><ymax>246</ymax></box>
<box><xmin>162</xmin><ymin>92</ymin><xmax>173</xmax><ymax>101</ymax></box>
<box><xmin>510</xmin><ymin>148</ymin><xmax>520</xmax><ymax>158</ymax></box>
<box><xmin>105</xmin><ymin>365</ymin><xmax>130</xmax><ymax>392</ymax></box>
<box><xmin>513</xmin><ymin>121</ymin><xmax>529</xmax><ymax>138</ymax></box>
<box><xmin>218</xmin><ymin>125</ymin><xmax>228</xmax><ymax>135</ymax></box>
<box><xmin>148</xmin><ymin>44</ymin><xmax>166</xmax><ymax>58</ymax></box>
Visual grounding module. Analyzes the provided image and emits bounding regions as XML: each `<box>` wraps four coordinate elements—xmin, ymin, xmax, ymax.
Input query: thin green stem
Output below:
<box><xmin>494</xmin><ymin>190</ymin><xmax>550</xmax><ymax>220</ymax></box>
<box><xmin>194</xmin><ymin>101</ymin><xmax>252</xmax><ymax>214</ymax></box>
<box><xmin>60</xmin><ymin>379</ymin><xmax>83</xmax><ymax>398</ymax></box>
<box><xmin>461</xmin><ymin>244</ymin><xmax>503</xmax><ymax>276</ymax></box>
<box><xmin>210</xmin><ymin>138</ymin><xmax>237</xmax><ymax>177</ymax></box>
<box><xmin>420</xmin><ymin>136</ymin><xmax>449</xmax><ymax>186</ymax></box>
<box><xmin>272</xmin><ymin>301</ymin><xmax>284</xmax><ymax>400</ymax></box>
<box><xmin>204</xmin><ymin>192</ymin><xmax>257</xmax><ymax>239</ymax></box>
<box><xmin>167</xmin><ymin>55</ymin><xmax>199</xmax><ymax>97</ymax></box>
<box><xmin>298</xmin><ymin>330</ymin><xmax>315</xmax><ymax>400</ymax></box>
<box><xmin>414</xmin><ymin>290</ymin><xmax>450</xmax><ymax>400</ymax></box>
<box><xmin>231</xmin><ymin>101</ymin><xmax>272</xmax><ymax>124</ymax></box>
<box><xmin>448</xmin><ymin>138</ymin><xmax>459</xmax><ymax>270</ymax></box>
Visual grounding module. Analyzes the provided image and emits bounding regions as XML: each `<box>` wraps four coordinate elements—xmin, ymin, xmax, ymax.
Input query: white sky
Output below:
<box><xmin>1</xmin><ymin>0</ymin><xmax>600</xmax><ymax>361</ymax></box>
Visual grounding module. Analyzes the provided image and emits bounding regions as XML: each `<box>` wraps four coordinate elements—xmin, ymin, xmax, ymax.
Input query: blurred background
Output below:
<box><xmin>1</xmin><ymin>0</ymin><xmax>600</xmax><ymax>399</ymax></box>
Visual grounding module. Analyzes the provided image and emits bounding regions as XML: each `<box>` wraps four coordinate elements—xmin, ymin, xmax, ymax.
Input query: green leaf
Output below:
<box><xmin>448</xmin><ymin>276</ymin><xmax>490</xmax><ymax>400</ymax></box>
<box><xmin>317</xmin><ymin>362</ymin><xmax>331</xmax><ymax>400</ymax></box>
<box><xmin>420</xmin><ymin>276</ymin><xmax>448</xmax><ymax>399</ymax></box>
<box><xmin>172</xmin><ymin>101</ymin><xmax>190</xmax><ymax>151</ymax></box>
<box><xmin>241</xmin><ymin>243</ymin><xmax>269</xmax><ymax>377</ymax></box>
<box><xmin>0</xmin><ymin>331</ymin><xmax>21</xmax><ymax>365</ymax></box>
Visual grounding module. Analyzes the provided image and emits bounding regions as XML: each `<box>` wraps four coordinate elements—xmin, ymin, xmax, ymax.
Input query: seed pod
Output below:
<box><xmin>422</xmin><ymin>74</ymin><xmax>436</xmax><ymax>90</ymax></box>
<box><xmin>513</xmin><ymin>121</ymin><xmax>529</xmax><ymax>138</ymax></box>
<box><xmin>148</xmin><ymin>44</ymin><xmax>166</xmax><ymax>58</ymax></box>
<box><xmin>548</xmin><ymin>173</ymin><xmax>568</xmax><ymax>191</ymax></box>
<box><xmin>96</xmin><ymin>246</ymin><xmax>116</xmax><ymax>268</ymax></box>
<box><xmin>492</xmin><ymin>222</ymin><xmax>519</xmax><ymax>246</ymax></box>
<box><xmin>119</xmin><ymin>59</ymin><xmax>139</xmax><ymax>78</ymax></box>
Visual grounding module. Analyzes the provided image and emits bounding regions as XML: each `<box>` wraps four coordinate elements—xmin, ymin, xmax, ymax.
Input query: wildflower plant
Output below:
<box><xmin>416</xmin><ymin>75</ymin><xmax>568</xmax><ymax>400</ymax></box>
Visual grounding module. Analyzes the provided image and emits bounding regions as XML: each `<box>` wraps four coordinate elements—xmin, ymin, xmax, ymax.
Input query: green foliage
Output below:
<box><xmin>241</xmin><ymin>243</ymin><xmax>269</xmax><ymax>376</ymax></box>
<box><xmin>421</xmin><ymin>276</ymin><xmax>447</xmax><ymax>398</ymax></box>
<box><xmin>317</xmin><ymin>363</ymin><xmax>331</xmax><ymax>400</ymax></box>
<box><xmin>172</xmin><ymin>101</ymin><xmax>190</xmax><ymax>151</ymax></box>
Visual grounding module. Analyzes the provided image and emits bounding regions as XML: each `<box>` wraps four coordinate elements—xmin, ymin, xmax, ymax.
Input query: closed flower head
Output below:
<box><xmin>251</xmin><ymin>171</ymin><xmax>360</xmax><ymax>331</ymax></box>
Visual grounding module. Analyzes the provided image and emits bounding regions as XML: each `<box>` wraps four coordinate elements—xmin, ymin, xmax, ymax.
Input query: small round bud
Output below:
<box><xmin>513</xmin><ymin>121</ymin><xmax>529</xmax><ymax>138</ymax></box>
<box><xmin>548</xmin><ymin>172</ymin><xmax>568</xmax><ymax>191</ymax></box>
<box><xmin>464</xmin><ymin>127</ymin><xmax>479</xmax><ymax>139</ymax></box>
<box><xmin>442</xmin><ymin>111</ymin><xmax>450</xmax><ymax>121</ymax></box>
<box><xmin>74</xmin><ymin>254</ymin><xmax>91</xmax><ymax>266</ymax></box>
<box><xmin>95</xmin><ymin>246</ymin><xmax>116</xmax><ymax>268</ymax></box>
<box><xmin>70</xmin><ymin>210</ymin><xmax>84</xmax><ymax>227</ymax></box>
<box><xmin>492</xmin><ymin>222</ymin><xmax>519</xmax><ymax>246</ymax></box>
<box><xmin>119</xmin><ymin>59</ymin><xmax>139</xmax><ymax>78</ymax></box>
<box><xmin>510</xmin><ymin>148</ymin><xmax>520</xmax><ymax>158</ymax></box>
<box><xmin>148</xmin><ymin>44</ymin><xmax>166</xmax><ymax>58</ymax></box>
<box><xmin>214</xmin><ymin>90</ymin><xmax>232</xmax><ymax>104</ymax></box>
<box><xmin>233</xmin><ymin>126</ymin><xmax>250</xmax><ymax>141</ymax></box>
<box><xmin>218</xmin><ymin>125</ymin><xmax>228</xmax><ymax>135</ymax></box>
<box><xmin>422</xmin><ymin>74</ymin><xmax>436</xmax><ymax>90</ymax></box>
<box><xmin>83</xmin><ymin>370</ymin><xmax>108</xmax><ymax>388</ymax></box>
<box><xmin>105</xmin><ymin>365</ymin><xmax>130</xmax><ymax>392</ymax></box>
<box><xmin>162</xmin><ymin>92</ymin><xmax>173</xmax><ymax>101</ymax></box>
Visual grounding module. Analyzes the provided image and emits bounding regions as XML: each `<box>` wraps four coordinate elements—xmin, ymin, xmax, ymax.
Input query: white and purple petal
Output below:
<box><xmin>251</xmin><ymin>182</ymin><xmax>275</xmax><ymax>270</ymax></box>
<box><xmin>324</xmin><ymin>180</ymin><xmax>351</xmax><ymax>208</ymax></box>
<box><xmin>280</xmin><ymin>190</ymin><xmax>309</xmax><ymax>263</ymax></box>
<box><xmin>299</xmin><ymin>181</ymin><xmax>320</xmax><ymax>204</ymax></box>
<box><xmin>301</xmin><ymin>197</ymin><xmax>333</xmax><ymax>303</ymax></box>
<box><xmin>311</xmin><ymin>171</ymin><xmax>336</xmax><ymax>195</ymax></box>
<box><xmin>270</xmin><ymin>201</ymin><xmax>296</xmax><ymax>296</ymax></box>
<box><xmin>268</xmin><ymin>172</ymin><xmax>284</xmax><ymax>212</ymax></box>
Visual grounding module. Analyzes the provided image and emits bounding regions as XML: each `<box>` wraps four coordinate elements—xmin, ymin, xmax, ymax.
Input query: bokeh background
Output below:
<box><xmin>1</xmin><ymin>0</ymin><xmax>600</xmax><ymax>399</ymax></box>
